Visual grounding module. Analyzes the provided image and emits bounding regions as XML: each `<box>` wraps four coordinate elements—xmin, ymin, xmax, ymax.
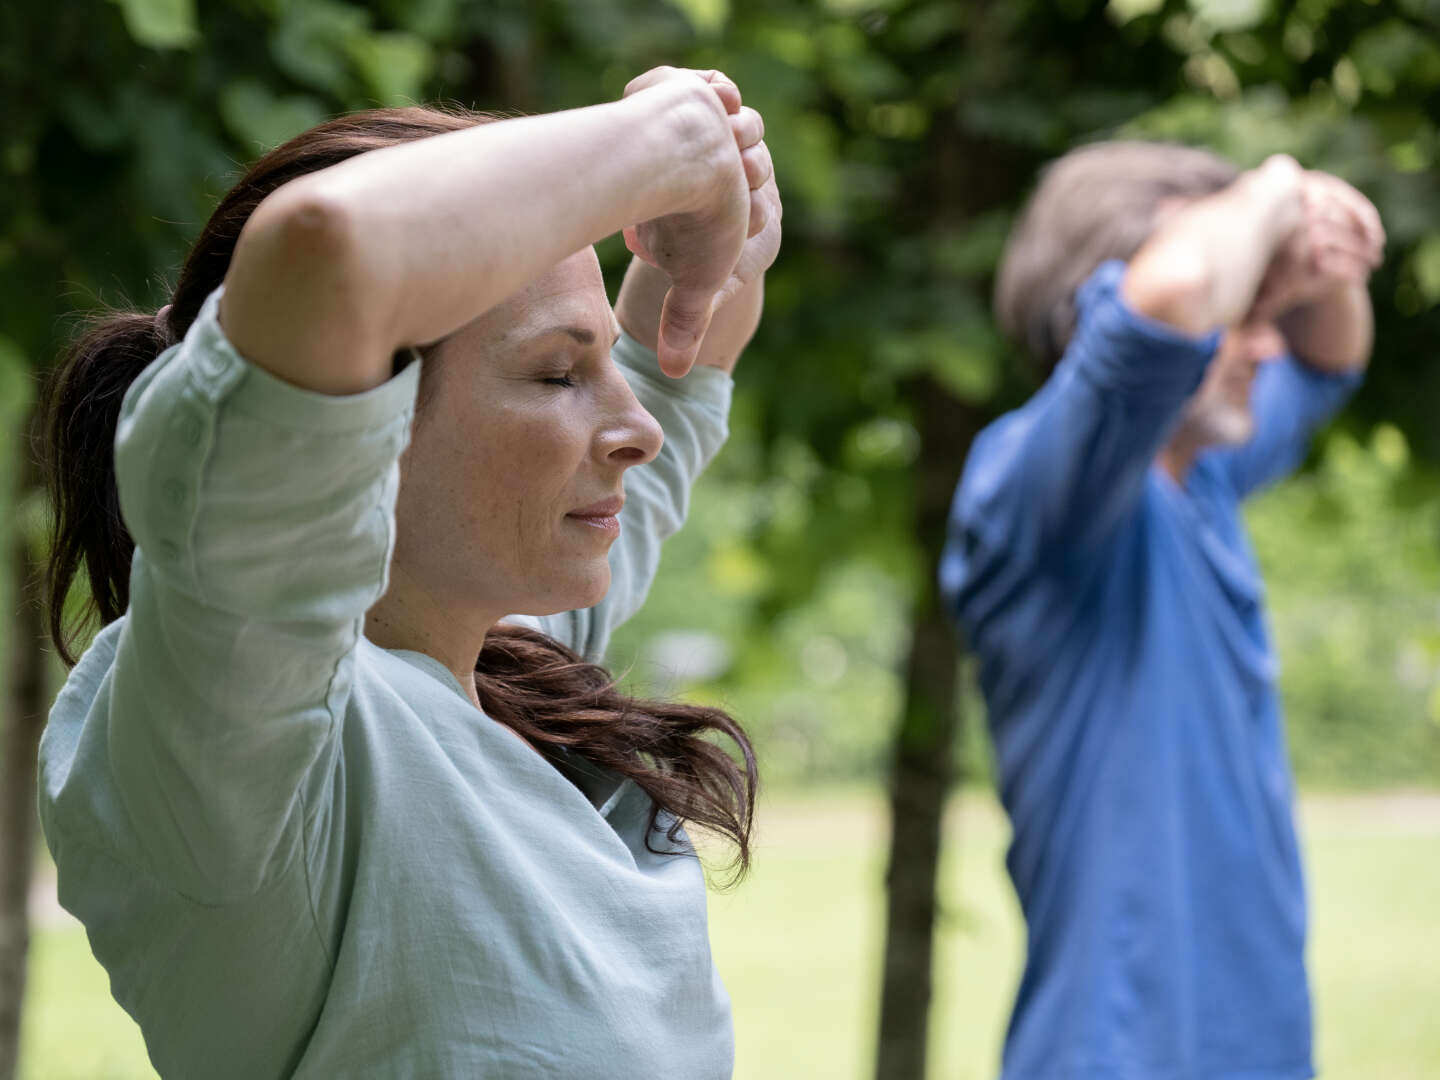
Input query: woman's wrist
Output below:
<box><xmin>623</xmin><ymin>79</ymin><xmax>739</xmax><ymax>219</ymax></box>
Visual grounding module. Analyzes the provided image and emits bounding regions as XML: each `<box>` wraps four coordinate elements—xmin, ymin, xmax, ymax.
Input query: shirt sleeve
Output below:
<box><xmin>1200</xmin><ymin>354</ymin><xmax>1362</xmax><ymax>499</ymax></box>
<box><xmin>943</xmin><ymin>260</ymin><xmax>1219</xmax><ymax>599</ymax></box>
<box><xmin>510</xmin><ymin>331</ymin><xmax>732</xmax><ymax>663</ymax></box>
<box><xmin>100</xmin><ymin>284</ymin><xmax>419</xmax><ymax>902</ymax></box>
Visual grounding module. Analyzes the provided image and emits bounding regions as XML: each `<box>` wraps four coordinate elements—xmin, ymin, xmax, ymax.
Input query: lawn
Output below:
<box><xmin>19</xmin><ymin>788</ymin><xmax>1440</xmax><ymax>1079</ymax></box>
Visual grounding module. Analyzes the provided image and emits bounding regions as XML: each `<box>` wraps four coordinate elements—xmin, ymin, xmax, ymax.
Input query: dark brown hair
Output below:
<box><xmin>42</xmin><ymin>106</ymin><xmax>757</xmax><ymax>877</ymax></box>
<box><xmin>995</xmin><ymin>140</ymin><xmax>1239</xmax><ymax>375</ymax></box>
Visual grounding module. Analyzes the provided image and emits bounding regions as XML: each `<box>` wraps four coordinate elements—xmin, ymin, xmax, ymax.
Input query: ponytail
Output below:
<box><xmin>43</xmin><ymin>309</ymin><xmax>174</xmax><ymax>664</ymax></box>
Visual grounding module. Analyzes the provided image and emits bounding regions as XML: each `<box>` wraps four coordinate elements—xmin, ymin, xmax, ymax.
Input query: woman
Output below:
<box><xmin>38</xmin><ymin>66</ymin><xmax>781</xmax><ymax>1078</ymax></box>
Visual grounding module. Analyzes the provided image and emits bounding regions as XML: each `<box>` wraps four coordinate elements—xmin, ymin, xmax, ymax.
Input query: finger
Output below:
<box><xmin>762</xmin><ymin>173</ymin><xmax>783</xmax><ymax>221</ymax></box>
<box><xmin>622</xmin><ymin>66</ymin><xmax>739</xmax><ymax>116</ymax></box>
<box><xmin>747</xmin><ymin>188</ymin><xmax>768</xmax><ymax>238</ymax></box>
<box><xmin>623</xmin><ymin>66</ymin><xmax>681</xmax><ymax>98</ymax></box>
<box><xmin>622</xmin><ymin>225</ymin><xmax>661</xmax><ymax>269</ymax></box>
<box><xmin>1307</xmin><ymin>213</ymin><xmax>1377</xmax><ymax>267</ymax></box>
<box><xmin>1335</xmin><ymin>192</ymin><xmax>1384</xmax><ymax>265</ymax></box>
<box><xmin>1323</xmin><ymin>173</ymin><xmax>1386</xmax><ymax>254</ymax></box>
<box><xmin>713</xmin><ymin>272</ymin><xmax>747</xmax><ymax>311</ymax></box>
<box><xmin>1310</xmin><ymin>225</ymin><xmax>1376</xmax><ymax>268</ymax></box>
<box><xmin>752</xmin><ymin>196</ymin><xmax>783</xmax><ymax>267</ymax></box>
<box><xmin>1308</xmin><ymin>212</ymin><xmax>1373</xmax><ymax>268</ymax></box>
<box><xmin>698</xmin><ymin>70</ymin><xmax>742</xmax><ymax>114</ymax></box>
<box><xmin>1315</xmin><ymin>247</ymin><xmax>1373</xmax><ymax>284</ymax></box>
<box><xmin>740</xmin><ymin>140</ymin><xmax>773</xmax><ymax>190</ymax></box>
<box><xmin>1312</xmin><ymin>172</ymin><xmax>1385</xmax><ymax>259</ymax></box>
<box><xmin>1303</xmin><ymin>188</ymin><xmax>1377</xmax><ymax>271</ymax></box>
<box><xmin>729</xmin><ymin>107</ymin><xmax>764</xmax><ymax>152</ymax></box>
<box><xmin>658</xmin><ymin>287</ymin><xmax>717</xmax><ymax>377</ymax></box>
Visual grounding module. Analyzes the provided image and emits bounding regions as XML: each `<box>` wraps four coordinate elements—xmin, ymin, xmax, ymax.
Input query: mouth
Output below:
<box><xmin>566</xmin><ymin>496</ymin><xmax>624</xmax><ymax>536</ymax></box>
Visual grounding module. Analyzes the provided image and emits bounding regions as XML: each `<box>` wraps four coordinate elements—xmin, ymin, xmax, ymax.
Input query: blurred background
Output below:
<box><xmin>1</xmin><ymin>0</ymin><xmax>1438</xmax><ymax>1077</ymax></box>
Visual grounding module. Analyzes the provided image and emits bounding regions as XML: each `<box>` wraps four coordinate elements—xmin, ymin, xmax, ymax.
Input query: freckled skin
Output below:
<box><xmin>380</xmin><ymin>247</ymin><xmax>663</xmax><ymax>650</ymax></box>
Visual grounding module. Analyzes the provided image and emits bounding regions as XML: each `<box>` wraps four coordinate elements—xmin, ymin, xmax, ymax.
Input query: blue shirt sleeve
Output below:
<box><xmin>1199</xmin><ymin>354</ymin><xmax>1362</xmax><ymax>499</ymax></box>
<box><xmin>943</xmin><ymin>261</ymin><xmax>1219</xmax><ymax>618</ymax></box>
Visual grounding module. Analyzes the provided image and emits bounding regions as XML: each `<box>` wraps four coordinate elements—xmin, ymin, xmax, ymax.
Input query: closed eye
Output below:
<box><xmin>540</xmin><ymin>374</ymin><xmax>577</xmax><ymax>388</ymax></box>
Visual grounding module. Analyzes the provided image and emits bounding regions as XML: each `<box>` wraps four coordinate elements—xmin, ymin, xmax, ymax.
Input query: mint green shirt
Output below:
<box><xmin>38</xmin><ymin>286</ymin><xmax>736</xmax><ymax>1078</ymax></box>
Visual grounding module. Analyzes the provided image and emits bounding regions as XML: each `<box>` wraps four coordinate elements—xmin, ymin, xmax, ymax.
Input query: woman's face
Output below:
<box><xmin>390</xmin><ymin>248</ymin><xmax>663</xmax><ymax>626</ymax></box>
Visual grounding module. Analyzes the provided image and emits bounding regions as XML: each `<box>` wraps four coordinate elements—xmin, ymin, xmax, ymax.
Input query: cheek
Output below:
<box><xmin>483</xmin><ymin>407</ymin><xmax>589</xmax><ymax>503</ymax></box>
<box><xmin>413</xmin><ymin>399</ymin><xmax>593</xmax><ymax>544</ymax></box>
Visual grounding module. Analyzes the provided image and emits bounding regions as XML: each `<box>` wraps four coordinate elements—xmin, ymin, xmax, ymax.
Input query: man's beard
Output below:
<box><xmin>1177</xmin><ymin>396</ymin><xmax>1255</xmax><ymax>448</ymax></box>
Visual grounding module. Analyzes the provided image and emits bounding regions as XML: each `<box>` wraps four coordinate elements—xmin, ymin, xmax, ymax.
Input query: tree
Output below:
<box><xmin>2</xmin><ymin>1</ymin><xmax>1437</xmax><ymax>1076</ymax></box>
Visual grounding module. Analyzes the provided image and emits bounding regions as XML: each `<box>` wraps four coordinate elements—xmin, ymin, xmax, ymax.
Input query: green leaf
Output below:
<box><xmin>668</xmin><ymin>0</ymin><xmax>731</xmax><ymax>36</ymax></box>
<box><xmin>220</xmin><ymin>81</ymin><xmax>329</xmax><ymax>154</ymax></box>
<box><xmin>346</xmin><ymin>32</ymin><xmax>435</xmax><ymax>106</ymax></box>
<box><xmin>271</xmin><ymin>0</ymin><xmax>371</xmax><ymax>96</ymax></box>
<box><xmin>379</xmin><ymin>0</ymin><xmax>460</xmax><ymax>39</ymax></box>
<box><xmin>110</xmin><ymin>0</ymin><xmax>198</xmax><ymax>50</ymax></box>
<box><xmin>1410</xmin><ymin>234</ymin><xmax>1440</xmax><ymax>303</ymax></box>
<box><xmin>1189</xmin><ymin>0</ymin><xmax>1270</xmax><ymax>34</ymax></box>
<box><xmin>1108</xmin><ymin>0</ymin><xmax>1165</xmax><ymax>24</ymax></box>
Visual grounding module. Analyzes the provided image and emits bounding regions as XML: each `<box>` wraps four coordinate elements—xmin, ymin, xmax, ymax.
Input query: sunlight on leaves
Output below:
<box><xmin>1190</xmin><ymin>0</ymin><xmax>1271</xmax><ymax>33</ymax></box>
<box><xmin>1108</xmin><ymin>0</ymin><xmax>1165</xmax><ymax>23</ymax></box>
<box><xmin>668</xmin><ymin>0</ymin><xmax>731</xmax><ymax>36</ymax></box>
<box><xmin>111</xmin><ymin>0</ymin><xmax>198</xmax><ymax>49</ymax></box>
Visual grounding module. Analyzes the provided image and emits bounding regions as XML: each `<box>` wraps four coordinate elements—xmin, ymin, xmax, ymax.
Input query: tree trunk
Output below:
<box><xmin>0</xmin><ymin>413</ymin><xmax>47</xmax><ymax>1080</ymax></box>
<box><xmin>873</xmin><ymin>380</ymin><xmax>979</xmax><ymax>1080</ymax></box>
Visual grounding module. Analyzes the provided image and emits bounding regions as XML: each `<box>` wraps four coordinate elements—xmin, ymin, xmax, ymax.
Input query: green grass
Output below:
<box><xmin>20</xmin><ymin>789</ymin><xmax>1440</xmax><ymax>1079</ymax></box>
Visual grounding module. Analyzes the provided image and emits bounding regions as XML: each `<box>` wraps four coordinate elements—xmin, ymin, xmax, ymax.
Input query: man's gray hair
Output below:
<box><xmin>995</xmin><ymin>141</ymin><xmax>1239</xmax><ymax>375</ymax></box>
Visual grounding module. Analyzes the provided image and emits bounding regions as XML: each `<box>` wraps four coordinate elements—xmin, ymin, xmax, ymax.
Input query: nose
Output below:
<box><xmin>595</xmin><ymin>370</ymin><xmax>664</xmax><ymax>467</ymax></box>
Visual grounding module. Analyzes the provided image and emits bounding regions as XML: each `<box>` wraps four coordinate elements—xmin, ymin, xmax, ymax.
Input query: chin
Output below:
<box><xmin>516</xmin><ymin>564</ymin><xmax>612</xmax><ymax>617</ymax></box>
<box><xmin>1187</xmin><ymin>402</ymin><xmax>1255</xmax><ymax>449</ymax></box>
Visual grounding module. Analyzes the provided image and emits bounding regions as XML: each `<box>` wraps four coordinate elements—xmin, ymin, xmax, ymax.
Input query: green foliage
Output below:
<box><xmin>110</xmin><ymin>0</ymin><xmax>199</xmax><ymax>51</ymax></box>
<box><xmin>1</xmin><ymin>0</ymin><xmax>1437</xmax><ymax>788</ymax></box>
<box><xmin>1248</xmin><ymin>426</ymin><xmax>1440</xmax><ymax>785</ymax></box>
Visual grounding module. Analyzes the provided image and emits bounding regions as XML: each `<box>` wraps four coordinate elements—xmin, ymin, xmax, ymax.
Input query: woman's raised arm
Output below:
<box><xmin>221</xmin><ymin>72</ymin><xmax>750</xmax><ymax>393</ymax></box>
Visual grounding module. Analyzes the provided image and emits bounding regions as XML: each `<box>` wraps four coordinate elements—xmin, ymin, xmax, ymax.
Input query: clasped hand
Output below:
<box><xmin>622</xmin><ymin>66</ymin><xmax>782</xmax><ymax>376</ymax></box>
<box><xmin>1248</xmin><ymin>156</ymin><xmax>1385</xmax><ymax>324</ymax></box>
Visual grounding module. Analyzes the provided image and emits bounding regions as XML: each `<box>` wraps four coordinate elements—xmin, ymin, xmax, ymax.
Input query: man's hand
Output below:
<box><xmin>616</xmin><ymin>68</ymin><xmax>781</xmax><ymax>375</ymax></box>
<box><xmin>619</xmin><ymin>66</ymin><xmax>777</xmax><ymax>376</ymax></box>
<box><xmin>1250</xmin><ymin>170</ymin><xmax>1384</xmax><ymax>324</ymax></box>
<box><xmin>1123</xmin><ymin>154</ymin><xmax>1382</xmax><ymax>360</ymax></box>
<box><xmin>1123</xmin><ymin>154</ymin><xmax>1302</xmax><ymax>335</ymax></box>
<box><xmin>1254</xmin><ymin>172</ymin><xmax>1384</xmax><ymax>373</ymax></box>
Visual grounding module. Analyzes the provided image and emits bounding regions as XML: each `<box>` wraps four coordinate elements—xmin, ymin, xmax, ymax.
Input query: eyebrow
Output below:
<box><xmin>526</xmin><ymin>325</ymin><xmax>620</xmax><ymax>347</ymax></box>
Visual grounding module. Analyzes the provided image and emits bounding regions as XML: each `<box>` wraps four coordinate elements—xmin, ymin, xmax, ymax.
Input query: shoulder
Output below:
<box><xmin>1065</xmin><ymin>260</ymin><xmax>1221</xmax><ymax>397</ymax></box>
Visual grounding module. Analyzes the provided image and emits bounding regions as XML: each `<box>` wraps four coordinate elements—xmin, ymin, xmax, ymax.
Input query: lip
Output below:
<box><xmin>566</xmin><ymin>496</ymin><xmax>624</xmax><ymax>535</ymax></box>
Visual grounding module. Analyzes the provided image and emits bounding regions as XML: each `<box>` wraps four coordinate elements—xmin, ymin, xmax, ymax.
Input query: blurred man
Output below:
<box><xmin>940</xmin><ymin>144</ymin><xmax>1384</xmax><ymax>1079</ymax></box>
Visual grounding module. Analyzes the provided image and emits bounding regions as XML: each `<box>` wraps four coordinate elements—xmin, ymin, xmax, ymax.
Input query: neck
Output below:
<box><xmin>364</xmin><ymin>566</ymin><xmax>497</xmax><ymax>709</ymax></box>
<box><xmin>1156</xmin><ymin>431</ymin><xmax>1203</xmax><ymax>485</ymax></box>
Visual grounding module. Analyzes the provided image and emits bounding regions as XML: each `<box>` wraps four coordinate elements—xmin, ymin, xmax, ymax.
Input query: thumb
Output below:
<box><xmin>623</xmin><ymin>225</ymin><xmax>660</xmax><ymax>268</ymax></box>
<box><xmin>658</xmin><ymin>286</ymin><xmax>716</xmax><ymax>377</ymax></box>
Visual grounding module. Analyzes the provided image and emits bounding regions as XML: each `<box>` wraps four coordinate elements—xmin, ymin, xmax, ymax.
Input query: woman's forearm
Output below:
<box><xmin>221</xmin><ymin>81</ymin><xmax>738</xmax><ymax>395</ymax></box>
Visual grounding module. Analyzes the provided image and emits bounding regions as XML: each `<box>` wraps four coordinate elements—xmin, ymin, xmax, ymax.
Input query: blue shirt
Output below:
<box><xmin>940</xmin><ymin>262</ymin><xmax>1361</xmax><ymax>1080</ymax></box>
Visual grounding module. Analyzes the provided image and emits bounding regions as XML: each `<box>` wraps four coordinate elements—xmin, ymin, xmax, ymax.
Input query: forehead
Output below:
<box><xmin>490</xmin><ymin>248</ymin><xmax>614</xmax><ymax>343</ymax></box>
